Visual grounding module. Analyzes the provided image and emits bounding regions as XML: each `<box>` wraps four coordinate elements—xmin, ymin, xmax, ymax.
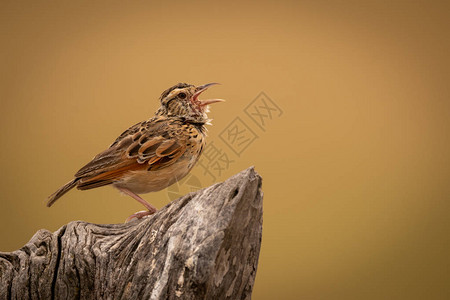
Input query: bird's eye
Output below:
<box><xmin>178</xmin><ymin>92</ymin><xmax>186</xmax><ymax>99</ymax></box>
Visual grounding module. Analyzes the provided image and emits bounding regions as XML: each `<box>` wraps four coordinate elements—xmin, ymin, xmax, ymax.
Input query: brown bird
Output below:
<box><xmin>47</xmin><ymin>82</ymin><xmax>224</xmax><ymax>221</ymax></box>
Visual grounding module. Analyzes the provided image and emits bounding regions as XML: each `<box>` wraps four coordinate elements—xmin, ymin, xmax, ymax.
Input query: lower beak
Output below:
<box><xmin>193</xmin><ymin>83</ymin><xmax>225</xmax><ymax>107</ymax></box>
<box><xmin>198</xmin><ymin>98</ymin><xmax>226</xmax><ymax>106</ymax></box>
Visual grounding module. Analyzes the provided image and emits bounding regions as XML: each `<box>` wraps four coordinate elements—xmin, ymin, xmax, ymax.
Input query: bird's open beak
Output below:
<box><xmin>193</xmin><ymin>83</ymin><xmax>225</xmax><ymax>107</ymax></box>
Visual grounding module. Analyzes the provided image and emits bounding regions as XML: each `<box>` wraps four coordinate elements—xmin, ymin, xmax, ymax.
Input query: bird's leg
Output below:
<box><xmin>118</xmin><ymin>187</ymin><xmax>157</xmax><ymax>212</ymax></box>
<box><xmin>117</xmin><ymin>187</ymin><xmax>157</xmax><ymax>222</ymax></box>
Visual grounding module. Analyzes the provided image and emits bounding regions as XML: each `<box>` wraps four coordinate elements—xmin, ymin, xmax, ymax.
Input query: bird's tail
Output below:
<box><xmin>47</xmin><ymin>179</ymin><xmax>78</xmax><ymax>207</ymax></box>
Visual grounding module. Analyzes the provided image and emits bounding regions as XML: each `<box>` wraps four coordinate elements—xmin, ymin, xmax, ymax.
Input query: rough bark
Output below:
<box><xmin>0</xmin><ymin>167</ymin><xmax>263</xmax><ymax>300</ymax></box>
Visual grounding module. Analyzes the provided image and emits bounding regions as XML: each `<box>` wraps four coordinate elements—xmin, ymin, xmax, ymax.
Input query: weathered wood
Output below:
<box><xmin>0</xmin><ymin>167</ymin><xmax>263</xmax><ymax>300</ymax></box>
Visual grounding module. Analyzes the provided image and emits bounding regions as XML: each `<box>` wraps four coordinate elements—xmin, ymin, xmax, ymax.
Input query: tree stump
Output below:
<box><xmin>0</xmin><ymin>167</ymin><xmax>263</xmax><ymax>300</ymax></box>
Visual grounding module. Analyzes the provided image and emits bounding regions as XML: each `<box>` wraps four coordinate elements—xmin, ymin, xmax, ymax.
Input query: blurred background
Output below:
<box><xmin>1</xmin><ymin>1</ymin><xmax>449</xmax><ymax>299</ymax></box>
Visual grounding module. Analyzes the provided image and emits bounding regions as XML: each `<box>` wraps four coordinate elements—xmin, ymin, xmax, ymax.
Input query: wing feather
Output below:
<box><xmin>74</xmin><ymin>117</ymin><xmax>188</xmax><ymax>189</ymax></box>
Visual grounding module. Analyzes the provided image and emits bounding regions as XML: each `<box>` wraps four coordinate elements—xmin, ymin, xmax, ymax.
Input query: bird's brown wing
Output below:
<box><xmin>75</xmin><ymin>117</ymin><xmax>188</xmax><ymax>190</ymax></box>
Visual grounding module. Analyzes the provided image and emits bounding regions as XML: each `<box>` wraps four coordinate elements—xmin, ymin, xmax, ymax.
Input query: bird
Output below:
<box><xmin>47</xmin><ymin>82</ymin><xmax>224</xmax><ymax>221</ymax></box>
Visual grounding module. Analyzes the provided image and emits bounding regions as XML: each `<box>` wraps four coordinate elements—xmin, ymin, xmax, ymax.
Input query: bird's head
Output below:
<box><xmin>156</xmin><ymin>82</ymin><xmax>224</xmax><ymax>123</ymax></box>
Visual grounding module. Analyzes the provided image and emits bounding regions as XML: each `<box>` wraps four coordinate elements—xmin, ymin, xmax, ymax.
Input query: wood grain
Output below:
<box><xmin>0</xmin><ymin>167</ymin><xmax>263</xmax><ymax>300</ymax></box>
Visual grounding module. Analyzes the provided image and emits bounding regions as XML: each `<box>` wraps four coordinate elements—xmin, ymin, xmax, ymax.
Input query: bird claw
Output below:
<box><xmin>125</xmin><ymin>210</ymin><xmax>157</xmax><ymax>223</ymax></box>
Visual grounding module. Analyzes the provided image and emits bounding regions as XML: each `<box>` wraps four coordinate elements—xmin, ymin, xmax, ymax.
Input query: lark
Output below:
<box><xmin>47</xmin><ymin>83</ymin><xmax>224</xmax><ymax>221</ymax></box>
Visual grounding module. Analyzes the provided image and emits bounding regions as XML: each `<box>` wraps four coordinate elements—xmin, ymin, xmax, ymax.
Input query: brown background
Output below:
<box><xmin>1</xmin><ymin>1</ymin><xmax>449</xmax><ymax>299</ymax></box>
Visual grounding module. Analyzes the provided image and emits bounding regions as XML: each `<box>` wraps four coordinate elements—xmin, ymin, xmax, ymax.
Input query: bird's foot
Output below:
<box><xmin>125</xmin><ymin>210</ymin><xmax>157</xmax><ymax>223</ymax></box>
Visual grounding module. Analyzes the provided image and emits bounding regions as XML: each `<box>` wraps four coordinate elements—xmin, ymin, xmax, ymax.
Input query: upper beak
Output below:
<box><xmin>193</xmin><ymin>83</ymin><xmax>225</xmax><ymax>106</ymax></box>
